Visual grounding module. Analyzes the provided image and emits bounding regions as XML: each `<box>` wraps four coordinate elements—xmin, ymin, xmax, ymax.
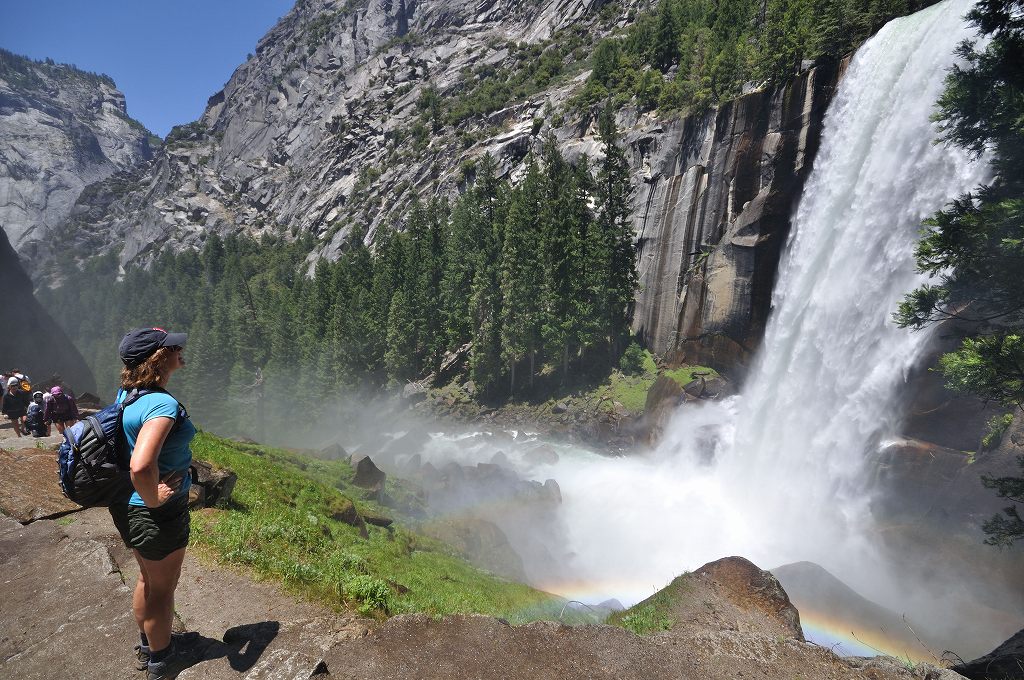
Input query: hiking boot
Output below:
<box><xmin>146</xmin><ymin>640</ymin><xmax>193</xmax><ymax>680</ymax></box>
<box><xmin>135</xmin><ymin>633</ymin><xmax>186</xmax><ymax>672</ymax></box>
<box><xmin>134</xmin><ymin>644</ymin><xmax>150</xmax><ymax>671</ymax></box>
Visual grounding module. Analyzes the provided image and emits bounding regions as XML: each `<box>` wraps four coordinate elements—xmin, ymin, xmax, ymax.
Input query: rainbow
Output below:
<box><xmin>799</xmin><ymin>608</ymin><xmax>937</xmax><ymax>663</ymax></box>
<box><xmin>535</xmin><ymin>579</ymin><xmax>939</xmax><ymax>666</ymax></box>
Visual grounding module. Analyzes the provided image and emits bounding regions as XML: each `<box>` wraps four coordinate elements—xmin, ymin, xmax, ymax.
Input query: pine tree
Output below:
<box><xmin>467</xmin><ymin>155</ymin><xmax>507</xmax><ymax>394</ymax></box>
<box><xmin>811</xmin><ymin>0</ymin><xmax>848</xmax><ymax>57</ymax></box>
<box><xmin>596</xmin><ymin>106</ymin><xmax>638</xmax><ymax>356</ymax></box>
<box><xmin>653</xmin><ymin>0</ymin><xmax>680</xmax><ymax>71</ymax></box>
<box><xmin>539</xmin><ymin>137</ymin><xmax>584</xmax><ymax>380</ymax></box>
<box><xmin>441</xmin><ymin>196</ymin><xmax>481</xmax><ymax>351</ymax></box>
<box><xmin>500</xmin><ymin>159</ymin><xmax>545</xmax><ymax>393</ymax></box>
<box><xmin>384</xmin><ymin>289</ymin><xmax>417</xmax><ymax>384</ymax></box>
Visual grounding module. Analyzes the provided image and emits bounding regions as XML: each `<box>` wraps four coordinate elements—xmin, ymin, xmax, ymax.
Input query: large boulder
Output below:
<box><xmin>419</xmin><ymin>517</ymin><xmax>526</xmax><ymax>582</ymax></box>
<box><xmin>773</xmin><ymin>561</ymin><xmax>941</xmax><ymax>661</ymax></box>
<box><xmin>640</xmin><ymin>374</ymin><xmax>684</xmax><ymax>444</ymax></box>
<box><xmin>693</xmin><ymin>555</ymin><xmax>804</xmax><ymax>639</ymax></box>
<box><xmin>954</xmin><ymin>628</ymin><xmax>1024</xmax><ymax>680</ymax></box>
<box><xmin>868</xmin><ymin>431</ymin><xmax>1024</xmax><ymax>531</ymax></box>
<box><xmin>188</xmin><ymin>459</ymin><xmax>237</xmax><ymax>508</ymax></box>
<box><xmin>352</xmin><ymin>456</ymin><xmax>386</xmax><ymax>501</ymax></box>
<box><xmin>0</xmin><ymin>446</ymin><xmax>80</xmax><ymax>521</ymax></box>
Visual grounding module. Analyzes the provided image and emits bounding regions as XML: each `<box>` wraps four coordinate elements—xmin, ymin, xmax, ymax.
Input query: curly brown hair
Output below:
<box><xmin>120</xmin><ymin>347</ymin><xmax>176</xmax><ymax>389</ymax></box>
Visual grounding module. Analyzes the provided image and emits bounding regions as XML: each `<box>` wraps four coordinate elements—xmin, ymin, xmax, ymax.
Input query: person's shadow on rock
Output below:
<box><xmin>175</xmin><ymin>621</ymin><xmax>280</xmax><ymax>674</ymax></box>
<box><xmin>222</xmin><ymin>621</ymin><xmax>280</xmax><ymax>671</ymax></box>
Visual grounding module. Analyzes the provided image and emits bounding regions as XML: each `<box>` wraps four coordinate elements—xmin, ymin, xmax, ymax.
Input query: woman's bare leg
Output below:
<box><xmin>134</xmin><ymin>547</ymin><xmax>186</xmax><ymax>652</ymax></box>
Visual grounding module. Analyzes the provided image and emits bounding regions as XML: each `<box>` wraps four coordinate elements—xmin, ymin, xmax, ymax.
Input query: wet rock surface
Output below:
<box><xmin>633</xmin><ymin>58</ymin><xmax>846</xmax><ymax>370</ymax></box>
<box><xmin>954</xmin><ymin>627</ymin><xmax>1024</xmax><ymax>680</ymax></box>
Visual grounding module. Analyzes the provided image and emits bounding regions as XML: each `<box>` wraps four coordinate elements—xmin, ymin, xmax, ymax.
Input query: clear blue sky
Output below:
<box><xmin>0</xmin><ymin>0</ymin><xmax>295</xmax><ymax>137</ymax></box>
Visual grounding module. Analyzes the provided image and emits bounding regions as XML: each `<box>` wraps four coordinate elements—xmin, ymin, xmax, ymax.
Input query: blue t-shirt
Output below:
<box><xmin>116</xmin><ymin>389</ymin><xmax>196</xmax><ymax>507</ymax></box>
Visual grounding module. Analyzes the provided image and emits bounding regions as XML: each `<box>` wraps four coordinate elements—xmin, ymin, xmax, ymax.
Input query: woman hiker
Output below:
<box><xmin>108</xmin><ymin>327</ymin><xmax>196</xmax><ymax>680</ymax></box>
<box><xmin>42</xmin><ymin>385</ymin><xmax>79</xmax><ymax>435</ymax></box>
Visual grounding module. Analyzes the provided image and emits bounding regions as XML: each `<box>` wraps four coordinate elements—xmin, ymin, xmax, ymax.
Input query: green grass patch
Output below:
<box><xmin>604</xmin><ymin>371</ymin><xmax>656</xmax><ymax>413</ymax></box>
<box><xmin>599</xmin><ymin>359</ymin><xmax>716</xmax><ymax>415</ymax></box>
<box><xmin>189</xmin><ymin>432</ymin><xmax>592</xmax><ymax>624</ymax></box>
<box><xmin>662</xmin><ymin>366</ymin><xmax>718</xmax><ymax>389</ymax></box>
<box><xmin>606</xmin><ymin>574</ymin><xmax>691</xmax><ymax>634</ymax></box>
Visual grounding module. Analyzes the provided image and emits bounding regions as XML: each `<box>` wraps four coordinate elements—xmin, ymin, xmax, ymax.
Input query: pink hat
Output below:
<box><xmin>50</xmin><ymin>386</ymin><xmax>63</xmax><ymax>396</ymax></box>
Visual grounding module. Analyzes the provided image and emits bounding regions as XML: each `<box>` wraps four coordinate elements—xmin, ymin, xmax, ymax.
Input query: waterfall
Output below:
<box><xmin>546</xmin><ymin>0</ymin><xmax>990</xmax><ymax>604</ymax></box>
<box><xmin>681</xmin><ymin>0</ymin><xmax>993</xmax><ymax>568</ymax></box>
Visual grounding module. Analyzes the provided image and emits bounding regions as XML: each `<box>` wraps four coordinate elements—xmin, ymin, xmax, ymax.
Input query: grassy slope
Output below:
<box><xmin>189</xmin><ymin>432</ymin><xmax>590</xmax><ymax>623</ymax></box>
<box><xmin>606</xmin><ymin>573</ymin><xmax>692</xmax><ymax>634</ymax></box>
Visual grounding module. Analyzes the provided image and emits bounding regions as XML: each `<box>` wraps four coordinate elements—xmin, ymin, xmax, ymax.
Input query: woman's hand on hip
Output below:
<box><xmin>155</xmin><ymin>472</ymin><xmax>183</xmax><ymax>506</ymax></box>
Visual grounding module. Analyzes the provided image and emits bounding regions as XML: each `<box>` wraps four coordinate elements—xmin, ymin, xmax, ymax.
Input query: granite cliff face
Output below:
<box><xmin>34</xmin><ymin>0</ymin><xmax>842</xmax><ymax>375</ymax></box>
<box><xmin>627</xmin><ymin>59</ymin><xmax>844</xmax><ymax>369</ymax></box>
<box><xmin>0</xmin><ymin>228</ymin><xmax>96</xmax><ymax>393</ymax></box>
<box><xmin>60</xmin><ymin>0</ymin><xmax>641</xmax><ymax>269</ymax></box>
<box><xmin>0</xmin><ymin>49</ymin><xmax>153</xmax><ymax>262</ymax></box>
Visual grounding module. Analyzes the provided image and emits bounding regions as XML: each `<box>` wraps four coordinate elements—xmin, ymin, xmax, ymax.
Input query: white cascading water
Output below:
<box><xmin>384</xmin><ymin>0</ymin><xmax>993</xmax><ymax>651</ymax></box>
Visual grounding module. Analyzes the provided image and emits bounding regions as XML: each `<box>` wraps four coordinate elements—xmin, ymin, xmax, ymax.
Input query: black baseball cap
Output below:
<box><xmin>119</xmin><ymin>327</ymin><xmax>188</xmax><ymax>368</ymax></box>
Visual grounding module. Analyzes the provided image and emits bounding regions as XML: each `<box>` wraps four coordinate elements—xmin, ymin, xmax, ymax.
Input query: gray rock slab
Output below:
<box><xmin>0</xmin><ymin>446</ymin><xmax>80</xmax><ymax>523</ymax></box>
<box><xmin>0</xmin><ymin>517</ymin><xmax>136</xmax><ymax>680</ymax></box>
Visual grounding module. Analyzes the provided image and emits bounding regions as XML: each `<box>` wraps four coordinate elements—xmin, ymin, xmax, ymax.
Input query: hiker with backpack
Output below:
<box><xmin>8</xmin><ymin>369</ymin><xmax>30</xmax><ymax>390</ymax></box>
<box><xmin>106</xmin><ymin>327</ymin><xmax>196</xmax><ymax>680</ymax></box>
<box><xmin>24</xmin><ymin>391</ymin><xmax>48</xmax><ymax>437</ymax></box>
<box><xmin>42</xmin><ymin>385</ymin><xmax>79</xmax><ymax>434</ymax></box>
<box><xmin>2</xmin><ymin>376</ymin><xmax>30</xmax><ymax>436</ymax></box>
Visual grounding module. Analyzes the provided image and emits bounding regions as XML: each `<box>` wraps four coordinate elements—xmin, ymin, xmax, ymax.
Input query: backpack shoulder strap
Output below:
<box><xmin>123</xmin><ymin>387</ymin><xmax>187</xmax><ymax>430</ymax></box>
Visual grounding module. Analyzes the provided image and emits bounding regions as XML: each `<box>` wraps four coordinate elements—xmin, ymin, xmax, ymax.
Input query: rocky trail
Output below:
<box><xmin>0</xmin><ymin>432</ymin><xmax>983</xmax><ymax>680</ymax></box>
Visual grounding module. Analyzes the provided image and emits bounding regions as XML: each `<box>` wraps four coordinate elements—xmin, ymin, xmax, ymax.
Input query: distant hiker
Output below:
<box><xmin>24</xmin><ymin>391</ymin><xmax>48</xmax><ymax>437</ymax></box>
<box><xmin>1</xmin><ymin>376</ymin><xmax>30</xmax><ymax>436</ymax></box>
<box><xmin>107</xmin><ymin>327</ymin><xmax>196</xmax><ymax>680</ymax></box>
<box><xmin>8</xmin><ymin>369</ymin><xmax>31</xmax><ymax>393</ymax></box>
<box><xmin>42</xmin><ymin>385</ymin><xmax>79</xmax><ymax>435</ymax></box>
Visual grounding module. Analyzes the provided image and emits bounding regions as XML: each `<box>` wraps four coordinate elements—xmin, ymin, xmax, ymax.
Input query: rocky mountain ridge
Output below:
<box><xmin>34</xmin><ymin>0</ymin><xmax>844</xmax><ymax>372</ymax></box>
<box><xmin>0</xmin><ymin>49</ymin><xmax>153</xmax><ymax>261</ymax></box>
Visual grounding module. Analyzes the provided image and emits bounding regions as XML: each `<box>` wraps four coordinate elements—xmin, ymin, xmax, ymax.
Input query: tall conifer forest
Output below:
<box><xmin>41</xmin><ymin>132</ymin><xmax>636</xmax><ymax>438</ymax></box>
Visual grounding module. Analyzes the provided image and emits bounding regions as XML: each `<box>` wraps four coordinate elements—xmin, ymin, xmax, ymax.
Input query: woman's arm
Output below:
<box><xmin>129</xmin><ymin>416</ymin><xmax>179</xmax><ymax>507</ymax></box>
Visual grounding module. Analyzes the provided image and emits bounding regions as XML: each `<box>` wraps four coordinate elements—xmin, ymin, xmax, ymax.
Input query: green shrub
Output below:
<box><xmin>619</xmin><ymin>342</ymin><xmax>647</xmax><ymax>375</ymax></box>
<box><xmin>981</xmin><ymin>413</ymin><xmax>1015</xmax><ymax>451</ymax></box>
<box><xmin>618</xmin><ymin>604</ymin><xmax>672</xmax><ymax>635</ymax></box>
<box><xmin>345</xmin><ymin>575</ymin><xmax>393</xmax><ymax>614</ymax></box>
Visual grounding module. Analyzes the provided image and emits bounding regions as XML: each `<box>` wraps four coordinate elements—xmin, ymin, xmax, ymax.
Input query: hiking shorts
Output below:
<box><xmin>109</xmin><ymin>494</ymin><xmax>190</xmax><ymax>561</ymax></box>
